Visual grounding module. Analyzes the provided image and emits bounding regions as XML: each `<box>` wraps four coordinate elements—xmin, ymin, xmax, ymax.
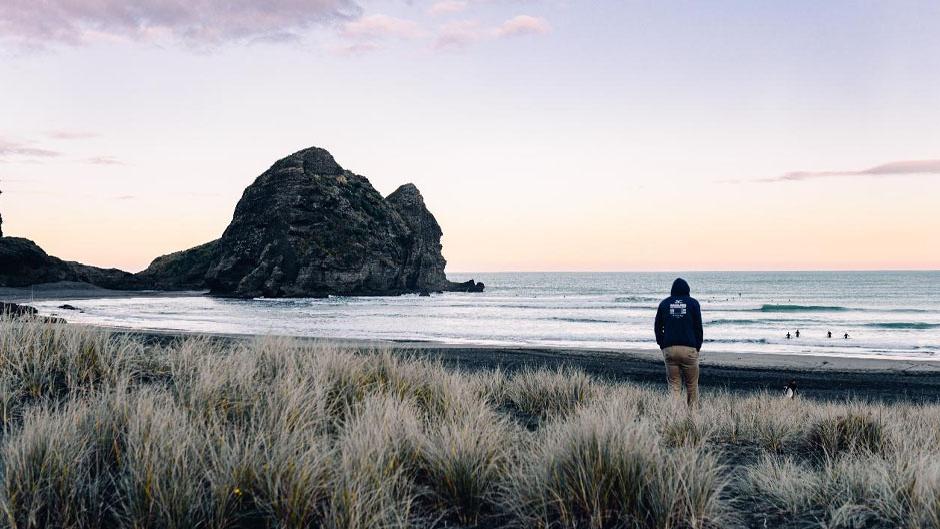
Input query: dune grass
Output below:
<box><xmin>0</xmin><ymin>317</ymin><xmax>939</xmax><ymax>528</ymax></box>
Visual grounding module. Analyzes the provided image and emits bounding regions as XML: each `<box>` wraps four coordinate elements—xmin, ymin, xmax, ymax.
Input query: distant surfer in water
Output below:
<box><xmin>654</xmin><ymin>278</ymin><xmax>703</xmax><ymax>407</ymax></box>
<box><xmin>844</xmin><ymin>332</ymin><xmax>850</xmax><ymax>339</ymax></box>
<box><xmin>786</xmin><ymin>332</ymin><xmax>791</xmax><ymax>339</ymax></box>
<box><xmin>828</xmin><ymin>331</ymin><xmax>832</xmax><ymax>339</ymax></box>
<box><xmin>795</xmin><ymin>329</ymin><xmax>800</xmax><ymax>338</ymax></box>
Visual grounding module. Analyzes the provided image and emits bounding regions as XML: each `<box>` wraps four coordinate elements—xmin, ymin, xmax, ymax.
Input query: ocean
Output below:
<box><xmin>29</xmin><ymin>271</ymin><xmax>940</xmax><ymax>360</ymax></box>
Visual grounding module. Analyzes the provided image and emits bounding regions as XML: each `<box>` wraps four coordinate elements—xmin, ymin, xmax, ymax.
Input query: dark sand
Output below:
<box><xmin>126</xmin><ymin>329</ymin><xmax>940</xmax><ymax>404</ymax></box>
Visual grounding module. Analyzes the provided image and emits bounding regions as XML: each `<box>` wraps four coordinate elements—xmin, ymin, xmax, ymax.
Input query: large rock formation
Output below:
<box><xmin>198</xmin><ymin>148</ymin><xmax>468</xmax><ymax>296</ymax></box>
<box><xmin>140</xmin><ymin>147</ymin><xmax>483</xmax><ymax>297</ymax></box>
<box><xmin>1</xmin><ymin>147</ymin><xmax>484</xmax><ymax>297</ymax></box>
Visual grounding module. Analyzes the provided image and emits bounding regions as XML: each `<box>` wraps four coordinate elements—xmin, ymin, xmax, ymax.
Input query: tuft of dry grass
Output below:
<box><xmin>803</xmin><ymin>410</ymin><xmax>887</xmax><ymax>460</ymax></box>
<box><xmin>1</xmin><ymin>395</ymin><xmax>127</xmax><ymax>529</ymax></box>
<box><xmin>507</xmin><ymin>367</ymin><xmax>596</xmax><ymax>418</ymax></box>
<box><xmin>417</xmin><ymin>400</ymin><xmax>513</xmax><ymax>525</ymax></box>
<box><xmin>739</xmin><ymin>456</ymin><xmax>820</xmax><ymax>517</ymax></box>
<box><xmin>505</xmin><ymin>399</ymin><xmax>727</xmax><ymax>529</ymax></box>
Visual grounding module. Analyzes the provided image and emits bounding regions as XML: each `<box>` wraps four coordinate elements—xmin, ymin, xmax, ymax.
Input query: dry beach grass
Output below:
<box><xmin>1</xmin><ymin>317</ymin><xmax>940</xmax><ymax>528</ymax></box>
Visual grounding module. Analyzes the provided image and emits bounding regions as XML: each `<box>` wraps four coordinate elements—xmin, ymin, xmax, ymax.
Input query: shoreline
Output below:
<box><xmin>123</xmin><ymin>325</ymin><xmax>940</xmax><ymax>372</ymax></box>
<box><xmin>6</xmin><ymin>282</ymin><xmax>940</xmax><ymax>402</ymax></box>
<box><xmin>0</xmin><ymin>281</ymin><xmax>208</xmax><ymax>301</ymax></box>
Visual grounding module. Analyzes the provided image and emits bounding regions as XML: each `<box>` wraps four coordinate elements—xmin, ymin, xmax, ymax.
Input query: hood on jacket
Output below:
<box><xmin>671</xmin><ymin>278</ymin><xmax>690</xmax><ymax>297</ymax></box>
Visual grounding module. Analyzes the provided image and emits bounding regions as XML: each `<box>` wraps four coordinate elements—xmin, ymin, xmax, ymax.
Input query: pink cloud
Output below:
<box><xmin>341</xmin><ymin>14</ymin><xmax>422</xmax><ymax>41</ymax></box>
<box><xmin>330</xmin><ymin>41</ymin><xmax>383</xmax><ymax>56</ymax></box>
<box><xmin>85</xmin><ymin>155</ymin><xmax>123</xmax><ymax>165</ymax></box>
<box><xmin>45</xmin><ymin>129</ymin><xmax>98</xmax><ymax>140</ymax></box>
<box><xmin>0</xmin><ymin>0</ymin><xmax>363</xmax><ymax>48</ymax></box>
<box><xmin>434</xmin><ymin>15</ymin><xmax>551</xmax><ymax>50</ymax></box>
<box><xmin>496</xmin><ymin>15</ymin><xmax>552</xmax><ymax>38</ymax></box>
<box><xmin>428</xmin><ymin>1</ymin><xmax>467</xmax><ymax>16</ymax></box>
<box><xmin>434</xmin><ymin>20</ymin><xmax>484</xmax><ymax>50</ymax></box>
<box><xmin>764</xmin><ymin>159</ymin><xmax>940</xmax><ymax>182</ymax></box>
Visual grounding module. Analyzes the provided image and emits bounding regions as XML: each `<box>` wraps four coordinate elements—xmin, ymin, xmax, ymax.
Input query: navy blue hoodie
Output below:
<box><xmin>654</xmin><ymin>278</ymin><xmax>704</xmax><ymax>350</ymax></box>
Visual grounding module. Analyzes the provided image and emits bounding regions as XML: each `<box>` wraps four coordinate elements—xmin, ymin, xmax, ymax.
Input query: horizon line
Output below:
<box><xmin>446</xmin><ymin>268</ymin><xmax>940</xmax><ymax>274</ymax></box>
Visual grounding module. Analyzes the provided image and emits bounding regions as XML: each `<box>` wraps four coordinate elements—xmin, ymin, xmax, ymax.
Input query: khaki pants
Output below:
<box><xmin>662</xmin><ymin>345</ymin><xmax>699</xmax><ymax>406</ymax></box>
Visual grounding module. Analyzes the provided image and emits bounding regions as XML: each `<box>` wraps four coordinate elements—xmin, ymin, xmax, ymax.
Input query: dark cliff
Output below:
<box><xmin>135</xmin><ymin>240</ymin><xmax>220</xmax><ymax>291</ymax></box>
<box><xmin>0</xmin><ymin>237</ymin><xmax>140</xmax><ymax>290</ymax></box>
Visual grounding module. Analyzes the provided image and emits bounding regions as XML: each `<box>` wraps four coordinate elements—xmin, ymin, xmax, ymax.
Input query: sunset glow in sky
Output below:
<box><xmin>2</xmin><ymin>1</ymin><xmax>939</xmax><ymax>272</ymax></box>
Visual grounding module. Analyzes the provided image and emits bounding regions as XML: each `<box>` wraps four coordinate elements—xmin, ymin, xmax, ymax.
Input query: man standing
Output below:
<box><xmin>654</xmin><ymin>278</ymin><xmax>704</xmax><ymax>406</ymax></box>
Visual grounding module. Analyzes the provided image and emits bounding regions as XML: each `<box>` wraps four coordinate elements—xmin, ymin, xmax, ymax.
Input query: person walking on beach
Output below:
<box><xmin>654</xmin><ymin>278</ymin><xmax>704</xmax><ymax>406</ymax></box>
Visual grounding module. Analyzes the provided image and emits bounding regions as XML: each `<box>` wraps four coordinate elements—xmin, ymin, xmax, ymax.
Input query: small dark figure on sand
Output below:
<box><xmin>795</xmin><ymin>329</ymin><xmax>800</xmax><ymax>338</ymax></box>
<box><xmin>654</xmin><ymin>278</ymin><xmax>703</xmax><ymax>407</ymax></box>
<box><xmin>784</xmin><ymin>380</ymin><xmax>797</xmax><ymax>399</ymax></box>
<box><xmin>827</xmin><ymin>331</ymin><xmax>832</xmax><ymax>339</ymax></box>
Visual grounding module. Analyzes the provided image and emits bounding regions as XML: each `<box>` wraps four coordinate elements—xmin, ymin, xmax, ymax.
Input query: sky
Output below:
<box><xmin>1</xmin><ymin>0</ymin><xmax>939</xmax><ymax>273</ymax></box>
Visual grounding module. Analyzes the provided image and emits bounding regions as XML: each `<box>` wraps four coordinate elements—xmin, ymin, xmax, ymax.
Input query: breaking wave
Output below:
<box><xmin>549</xmin><ymin>317</ymin><xmax>619</xmax><ymax>324</ymax></box>
<box><xmin>863</xmin><ymin>322</ymin><xmax>940</xmax><ymax>330</ymax></box>
<box><xmin>759</xmin><ymin>304</ymin><xmax>850</xmax><ymax>312</ymax></box>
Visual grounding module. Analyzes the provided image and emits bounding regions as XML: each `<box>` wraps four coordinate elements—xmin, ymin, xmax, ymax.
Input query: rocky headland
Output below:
<box><xmin>0</xmin><ymin>237</ymin><xmax>140</xmax><ymax>290</ymax></box>
<box><xmin>0</xmin><ymin>147</ymin><xmax>483</xmax><ymax>298</ymax></box>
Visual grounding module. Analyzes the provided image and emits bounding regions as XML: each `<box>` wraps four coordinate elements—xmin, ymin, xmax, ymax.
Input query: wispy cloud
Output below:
<box><xmin>428</xmin><ymin>1</ymin><xmax>467</xmax><ymax>16</ymax></box>
<box><xmin>331</xmin><ymin>41</ymin><xmax>382</xmax><ymax>55</ymax></box>
<box><xmin>44</xmin><ymin>130</ymin><xmax>99</xmax><ymax>140</ymax></box>
<box><xmin>85</xmin><ymin>156</ymin><xmax>123</xmax><ymax>166</ymax></box>
<box><xmin>333</xmin><ymin>13</ymin><xmax>424</xmax><ymax>54</ymax></box>
<box><xmin>0</xmin><ymin>137</ymin><xmax>61</xmax><ymax>159</ymax></box>
<box><xmin>434</xmin><ymin>20</ymin><xmax>484</xmax><ymax>49</ymax></box>
<box><xmin>434</xmin><ymin>14</ymin><xmax>551</xmax><ymax>50</ymax></box>
<box><xmin>2</xmin><ymin>135</ymin><xmax>123</xmax><ymax>165</ymax></box>
<box><xmin>341</xmin><ymin>14</ymin><xmax>423</xmax><ymax>41</ymax></box>
<box><xmin>495</xmin><ymin>15</ymin><xmax>552</xmax><ymax>38</ymax></box>
<box><xmin>764</xmin><ymin>159</ymin><xmax>940</xmax><ymax>182</ymax></box>
<box><xmin>0</xmin><ymin>0</ymin><xmax>363</xmax><ymax>49</ymax></box>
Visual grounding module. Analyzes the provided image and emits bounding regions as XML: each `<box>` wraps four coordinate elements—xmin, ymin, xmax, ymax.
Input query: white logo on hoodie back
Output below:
<box><xmin>669</xmin><ymin>299</ymin><xmax>687</xmax><ymax>318</ymax></box>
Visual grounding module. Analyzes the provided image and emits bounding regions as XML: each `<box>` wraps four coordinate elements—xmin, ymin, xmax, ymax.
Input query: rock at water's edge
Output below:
<box><xmin>449</xmin><ymin>279</ymin><xmax>486</xmax><ymax>293</ymax></box>
<box><xmin>1</xmin><ymin>302</ymin><xmax>66</xmax><ymax>323</ymax></box>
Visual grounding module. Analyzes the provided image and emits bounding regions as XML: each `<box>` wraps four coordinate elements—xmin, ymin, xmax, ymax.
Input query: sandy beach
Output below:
<box><xmin>122</xmin><ymin>328</ymin><xmax>940</xmax><ymax>403</ymax></box>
